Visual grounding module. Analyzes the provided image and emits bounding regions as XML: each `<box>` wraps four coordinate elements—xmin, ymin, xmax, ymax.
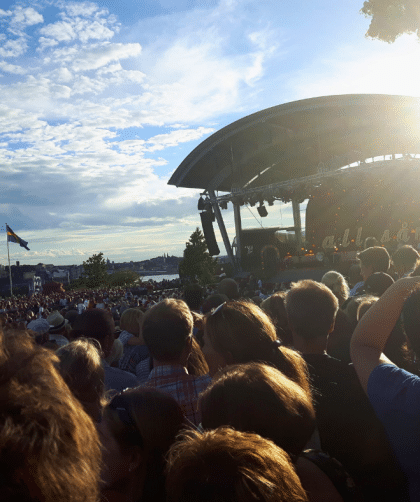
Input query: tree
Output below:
<box><xmin>361</xmin><ymin>0</ymin><xmax>420</xmax><ymax>42</ymax></box>
<box><xmin>82</xmin><ymin>252</ymin><xmax>108</xmax><ymax>288</ymax></box>
<box><xmin>107</xmin><ymin>269</ymin><xmax>140</xmax><ymax>288</ymax></box>
<box><xmin>178</xmin><ymin>228</ymin><xmax>218</xmax><ymax>285</ymax></box>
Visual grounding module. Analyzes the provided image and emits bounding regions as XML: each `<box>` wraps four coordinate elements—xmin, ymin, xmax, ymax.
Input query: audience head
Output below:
<box><xmin>363</xmin><ymin>272</ymin><xmax>394</xmax><ymax>297</ymax></box>
<box><xmin>321</xmin><ymin>271</ymin><xmax>350</xmax><ymax>306</ymax></box>
<box><xmin>260</xmin><ymin>291</ymin><xmax>293</xmax><ymax>345</ymax></box>
<box><xmin>201</xmin><ymin>293</ymin><xmax>229</xmax><ymax>315</ymax></box>
<box><xmin>203</xmin><ymin>300</ymin><xmax>310</xmax><ymax>394</ymax></box>
<box><xmin>183</xmin><ymin>283</ymin><xmax>203</xmax><ymax>312</ymax></box>
<box><xmin>120</xmin><ymin>308</ymin><xmax>144</xmax><ymax>337</ymax></box>
<box><xmin>0</xmin><ymin>326</ymin><xmax>101</xmax><ymax>502</ymax></box>
<box><xmin>364</xmin><ymin>236</ymin><xmax>378</xmax><ymax>249</ymax></box>
<box><xmin>72</xmin><ymin>309</ymin><xmax>115</xmax><ymax>358</ymax></box>
<box><xmin>200</xmin><ymin>363</ymin><xmax>315</xmax><ymax>458</ymax></box>
<box><xmin>356</xmin><ymin>296</ymin><xmax>379</xmax><ymax>322</ymax></box>
<box><xmin>357</xmin><ymin>246</ymin><xmax>390</xmax><ymax>279</ymax></box>
<box><xmin>166</xmin><ymin>427</ymin><xmax>308</xmax><ymax>502</ymax></box>
<box><xmin>56</xmin><ymin>338</ymin><xmax>105</xmax><ymax>421</ymax></box>
<box><xmin>285</xmin><ymin>280</ymin><xmax>339</xmax><ymax>341</ymax></box>
<box><xmin>142</xmin><ymin>299</ymin><xmax>193</xmax><ymax>364</ymax></box>
<box><xmin>344</xmin><ymin>294</ymin><xmax>378</xmax><ymax>328</ymax></box>
<box><xmin>392</xmin><ymin>245</ymin><xmax>420</xmax><ymax>277</ymax></box>
<box><xmin>217</xmin><ymin>278</ymin><xmax>239</xmax><ymax>300</ymax></box>
<box><xmin>100</xmin><ymin>387</ymin><xmax>185</xmax><ymax>502</ymax></box>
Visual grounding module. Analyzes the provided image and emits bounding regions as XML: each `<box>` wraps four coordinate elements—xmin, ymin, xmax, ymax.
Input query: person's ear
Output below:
<box><xmin>128</xmin><ymin>449</ymin><xmax>143</xmax><ymax>473</ymax></box>
<box><xmin>328</xmin><ymin>319</ymin><xmax>336</xmax><ymax>335</ymax></box>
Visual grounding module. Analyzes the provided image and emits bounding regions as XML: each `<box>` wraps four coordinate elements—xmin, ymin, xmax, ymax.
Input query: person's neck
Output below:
<box><xmin>101</xmin><ymin>469</ymin><xmax>145</xmax><ymax>502</ymax></box>
<box><xmin>292</xmin><ymin>333</ymin><xmax>328</xmax><ymax>355</ymax></box>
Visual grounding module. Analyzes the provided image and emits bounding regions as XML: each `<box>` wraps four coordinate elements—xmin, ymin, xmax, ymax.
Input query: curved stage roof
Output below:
<box><xmin>168</xmin><ymin>94</ymin><xmax>420</xmax><ymax>193</ymax></box>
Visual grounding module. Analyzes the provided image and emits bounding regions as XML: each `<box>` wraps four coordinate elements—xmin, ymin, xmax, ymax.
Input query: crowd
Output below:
<box><xmin>1</xmin><ymin>241</ymin><xmax>420</xmax><ymax>501</ymax></box>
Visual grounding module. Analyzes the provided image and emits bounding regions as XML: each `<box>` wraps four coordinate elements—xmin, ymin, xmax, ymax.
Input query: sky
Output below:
<box><xmin>1</xmin><ymin>0</ymin><xmax>420</xmax><ymax>266</ymax></box>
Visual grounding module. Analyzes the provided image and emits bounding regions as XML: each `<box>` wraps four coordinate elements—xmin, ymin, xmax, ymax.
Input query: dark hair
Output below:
<box><xmin>72</xmin><ymin>308</ymin><xmax>115</xmax><ymax>341</ymax></box>
<box><xmin>142</xmin><ymin>299</ymin><xmax>193</xmax><ymax>362</ymax></box>
<box><xmin>166</xmin><ymin>427</ymin><xmax>308</xmax><ymax>502</ymax></box>
<box><xmin>104</xmin><ymin>387</ymin><xmax>185</xmax><ymax>502</ymax></box>
<box><xmin>357</xmin><ymin>246</ymin><xmax>390</xmax><ymax>273</ymax></box>
<box><xmin>200</xmin><ymin>363</ymin><xmax>315</xmax><ymax>458</ymax></box>
<box><xmin>393</xmin><ymin>245</ymin><xmax>420</xmax><ymax>275</ymax></box>
<box><xmin>285</xmin><ymin>280</ymin><xmax>338</xmax><ymax>340</ymax></box>
<box><xmin>204</xmin><ymin>300</ymin><xmax>310</xmax><ymax>394</ymax></box>
<box><xmin>183</xmin><ymin>284</ymin><xmax>203</xmax><ymax>311</ymax></box>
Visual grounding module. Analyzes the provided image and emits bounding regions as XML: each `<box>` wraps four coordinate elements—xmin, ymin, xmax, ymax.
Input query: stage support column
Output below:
<box><xmin>208</xmin><ymin>190</ymin><xmax>238</xmax><ymax>273</ymax></box>
<box><xmin>233</xmin><ymin>201</ymin><xmax>242</xmax><ymax>271</ymax></box>
<box><xmin>292</xmin><ymin>199</ymin><xmax>303</xmax><ymax>255</ymax></box>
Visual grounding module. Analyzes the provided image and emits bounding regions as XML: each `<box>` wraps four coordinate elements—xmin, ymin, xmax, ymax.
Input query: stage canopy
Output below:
<box><xmin>168</xmin><ymin>94</ymin><xmax>420</xmax><ymax>193</ymax></box>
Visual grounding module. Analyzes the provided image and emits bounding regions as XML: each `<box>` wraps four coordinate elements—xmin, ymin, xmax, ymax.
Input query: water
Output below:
<box><xmin>139</xmin><ymin>273</ymin><xmax>179</xmax><ymax>282</ymax></box>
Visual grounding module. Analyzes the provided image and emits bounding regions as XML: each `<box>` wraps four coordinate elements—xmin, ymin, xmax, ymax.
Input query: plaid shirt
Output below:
<box><xmin>142</xmin><ymin>365</ymin><xmax>211</xmax><ymax>426</ymax></box>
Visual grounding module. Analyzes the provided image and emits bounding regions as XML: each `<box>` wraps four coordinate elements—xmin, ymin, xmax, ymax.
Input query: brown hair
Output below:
<box><xmin>200</xmin><ymin>363</ymin><xmax>315</xmax><ymax>458</ymax></box>
<box><xmin>0</xmin><ymin>326</ymin><xmax>101</xmax><ymax>502</ymax></box>
<box><xmin>357</xmin><ymin>246</ymin><xmax>390</xmax><ymax>273</ymax></box>
<box><xmin>103</xmin><ymin>387</ymin><xmax>185</xmax><ymax>502</ymax></box>
<box><xmin>55</xmin><ymin>338</ymin><xmax>105</xmax><ymax>421</ymax></box>
<box><xmin>120</xmin><ymin>308</ymin><xmax>144</xmax><ymax>336</ymax></box>
<box><xmin>204</xmin><ymin>300</ymin><xmax>310</xmax><ymax>394</ymax></box>
<box><xmin>187</xmin><ymin>336</ymin><xmax>209</xmax><ymax>376</ymax></box>
<box><xmin>142</xmin><ymin>299</ymin><xmax>193</xmax><ymax>362</ymax></box>
<box><xmin>393</xmin><ymin>245</ymin><xmax>420</xmax><ymax>276</ymax></box>
<box><xmin>260</xmin><ymin>291</ymin><xmax>293</xmax><ymax>345</ymax></box>
<box><xmin>285</xmin><ymin>280</ymin><xmax>339</xmax><ymax>340</ymax></box>
<box><xmin>166</xmin><ymin>427</ymin><xmax>308</xmax><ymax>502</ymax></box>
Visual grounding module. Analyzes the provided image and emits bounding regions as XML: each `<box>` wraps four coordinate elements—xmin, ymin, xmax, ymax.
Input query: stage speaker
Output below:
<box><xmin>200</xmin><ymin>211</ymin><xmax>220</xmax><ymax>256</ymax></box>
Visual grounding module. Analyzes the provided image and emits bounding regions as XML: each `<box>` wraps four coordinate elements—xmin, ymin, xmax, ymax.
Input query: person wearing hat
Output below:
<box><xmin>47</xmin><ymin>311</ymin><xmax>69</xmax><ymax>347</ymax></box>
<box><xmin>27</xmin><ymin>318</ymin><xmax>51</xmax><ymax>345</ymax></box>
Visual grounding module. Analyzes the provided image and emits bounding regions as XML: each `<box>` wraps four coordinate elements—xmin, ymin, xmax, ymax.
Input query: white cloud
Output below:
<box><xmin>63</xmin><ymin>2</ymin><xmax>100</xmax><ymax>18</ymax></box>
<box><xmin>40</xmin><ymin>21</ymin><xmax>76</xmax><ymax>42</ymax></box>
<box><xmin>0</xmin><ymin>38</ymin><xmax>28</xmax><ymax>58</ymax></box>
<box><xmin>0</xmin><ymin>61</ymin><xmax>26</xmax><ymax>75</ymax></box>
<box><xmin>10</xmin><ymin>7</ymin><xmax>43</xmax><ymax>28</ymax></box>
<box><xmin>71</xmin><ymin>42</ymin><xmax>142</xmax><ymax>71</ymax></box>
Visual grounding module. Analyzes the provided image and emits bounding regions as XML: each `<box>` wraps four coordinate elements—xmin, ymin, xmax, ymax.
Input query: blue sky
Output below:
<box><xmin>1</xmin><ymin>0</ymin><xmax>420</xmax><ymax>266</ymax></box>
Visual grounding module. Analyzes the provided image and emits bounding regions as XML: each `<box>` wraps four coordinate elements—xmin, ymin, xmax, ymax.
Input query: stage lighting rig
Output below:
<box><xmin>257</xmin><ymin>202</ymin><xmax>268</xmax><ymax>217</ymax></box>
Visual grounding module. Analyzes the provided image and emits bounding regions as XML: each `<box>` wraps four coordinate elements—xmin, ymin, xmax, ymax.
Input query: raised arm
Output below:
<box><xmin>350</xmin><ymin>276</ymin><xmax>420</xmax><ymax>392</ymax></box>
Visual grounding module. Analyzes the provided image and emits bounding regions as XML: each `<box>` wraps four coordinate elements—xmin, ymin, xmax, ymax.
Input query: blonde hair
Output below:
<box><xmin>56</xmin><ymin>338</ymin><xmax>105</xmax><ymax>421</ymax></box>
<box><xmin>120</xmin><ymin>308</ymin><xmax>144</xmax><ymax>336</ymax></box>
<box><xmin>321</xmin><ymin>271</ymin><xmax>349</xmax><ymax>306</ymax></box>
<box><xmin>0</xmin><ymin>327</ymin><xmax>101</xmax><ymax>502</ymax></box>
<box><xmin>204</xmin><ymin>300</ymin><xmax>310</xmax><ymax>395</ymax></box>
<box><xmin>166</xmin><ymin>427</ymin><xmax>308</xmax><ymax>502</ymax></box>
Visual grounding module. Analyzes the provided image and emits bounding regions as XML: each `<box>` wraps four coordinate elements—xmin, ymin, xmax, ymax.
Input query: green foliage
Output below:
<box><xmin>82</xmin><ymin>252</ymin><xmax>108</xmax><ymax>288</ymax></box>
<box><xmin>361</xmin><ymin>0</ymin><xmax>420</xmax><ymax>42</ymax></box>
<box><xmin>179</xmin><ymin>228</ymin><xmax>218</xmax><ymax>285</ymax></box>
<box><xmin>65</xmin><ymin>277</ymin><xmax>86</xmax><ymax>291</ymax></box>
<box><xmin>107</xmin><ymin>269</ymin><xmax>140</xmax><ymax>288</ymax></box>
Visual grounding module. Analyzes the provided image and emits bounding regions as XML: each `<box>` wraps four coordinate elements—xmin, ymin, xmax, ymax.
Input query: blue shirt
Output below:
<box><xmin>368</xmin><ymin>364</ymin><xmax>420</xmax><ymax>501</ymax></box>
<box><xmin>102</xmin><ymin>360</ymin><xmax>139</xmax><ymax>393</ymax></box>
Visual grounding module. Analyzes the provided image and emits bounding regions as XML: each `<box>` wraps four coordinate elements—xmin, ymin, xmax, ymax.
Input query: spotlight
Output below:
<box><xmin>257</xmin><ymin>202</ymin><xmax>268</xmax><ymax>218</ymax></box>
<box><xmin>267</xmin><ymin>196</ymin><xmax>275</xmax><ymax>206</ymax></box>
<box><xmin>219</xmin><ymin>200</ymin><xmax>228</xmax><ymax>210</ymax></box>
<box><xmin>198</xmin><ymin>196</ymin><xmax>206</xmax><ymax>210</ymax></box>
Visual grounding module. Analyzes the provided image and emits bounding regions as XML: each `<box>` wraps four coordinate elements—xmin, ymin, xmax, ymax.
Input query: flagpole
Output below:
<box><xmin>6</xmin><ymin>224</ymin><xmax>12</xmax><ymax>297</ymax></box>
